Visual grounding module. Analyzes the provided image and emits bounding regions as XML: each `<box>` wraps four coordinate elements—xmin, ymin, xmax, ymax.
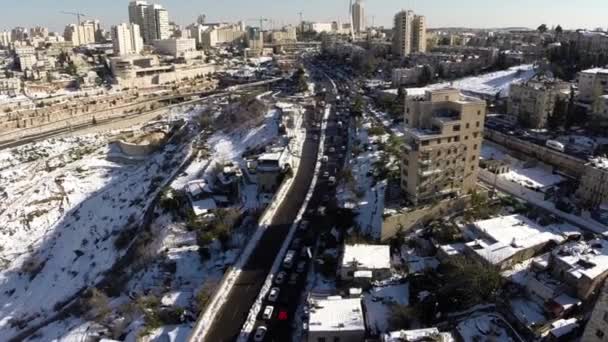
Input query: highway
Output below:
<box><xmin>201</xmin><ymin>105</ymin><xmax>321</xmax><ymax>342</ymax></box>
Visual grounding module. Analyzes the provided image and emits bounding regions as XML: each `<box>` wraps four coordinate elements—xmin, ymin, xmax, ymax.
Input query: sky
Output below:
<box><xmin>1</xmin><ymin>0</ymin><xmax>607</xmax><ymax>32</ymax></box>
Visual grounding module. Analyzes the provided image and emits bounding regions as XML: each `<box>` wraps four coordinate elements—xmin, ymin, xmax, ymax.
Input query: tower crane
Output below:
<box><xmin>61</xmin><ymin>11</ymin><xmax>87</xmax><ymax>25</ymax></box>
<box><xmin>246</xmin><ymin>18</ymin><xmax>269</xmax><ymax>31</ymax></box>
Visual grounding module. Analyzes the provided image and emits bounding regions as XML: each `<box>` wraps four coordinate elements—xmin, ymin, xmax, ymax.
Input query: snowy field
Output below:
<box><xmin>405</xmin><ymin>64</ymin><xmax>537</xmax><ymax>98</ymax></box>
<box><xmin>0</xmin><ymin>131</ymin><xmax>192</xmax><ymax>339</ymax></box>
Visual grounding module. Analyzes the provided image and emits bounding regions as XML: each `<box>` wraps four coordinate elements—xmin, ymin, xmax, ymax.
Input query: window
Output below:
<box><xmin>421</xmin><ymin>140</ymin><xmax>429</xmax><ymax>146</ymax></box>
<box><xmin>476</xmin><ymin>121</ymin><xmax>480</xmax><ymax>128</ymax></box>
<box><xmin>405</xmin><ymin>119</ymin><xmax>409</xmax><ymax>124</ymax></box>
<box><xmin>453</xmin><ymin>125</ymin><xmax>461</xmax><ymax>132</ymax></box>
<box><xmin>471</xmin><ymin>165</ymin><xmax>475</xmax><ymax>171</ymax></box>
<box><xmin>603</xmin><ymin>311</ymin><xmax>608</xmax><ymax>323</ymax></box>
<box><xmin>465</xmin><ymin>135</ymin><xmax>469</xmax><ymax>140</ymax></box>
<box><xmin>477</xmin><ymin>110</ymin><xmax>482</xmax><ymax>115</ymax></box>
<box><xmin>447</xmin><ymin>137</ymin><xmax>452</xmax><ymax>143</ymax></box>
<box><xmin>406</xmin><ymin>107</ymin><xmax>410</xmax><ymax>113</ymax></box>
<box><xmin>466</xmin><ymin>123</ymin><xmax>470</xmax><ymax>129</ymax></box>
<box><xmin>473</xmin><ymin>132</ymin><xmax>479</xmax><ymax>138</ymax></box>
<box><xmin>437</xmin><ymin>151</ymin><xmax>442</xmax><ymax>157</ymax></box>
<box><xmin>454</xmin><ymin>136</ymin><xmax>460</xmax><ymax>142</ymax></box>
<box><xmin>597</xmin><ymin>329</ymin><xmax>605</xmax><ymax>339</ymax></box>
<box><xmin>474</xmin><ymin>144</ymin><xmax>478</xmax><ymax>150</ymax></box>
<box><xmin>471</xmin><ymin>156</ymin><xmax>477</xmax><ymax>161</ymax></box>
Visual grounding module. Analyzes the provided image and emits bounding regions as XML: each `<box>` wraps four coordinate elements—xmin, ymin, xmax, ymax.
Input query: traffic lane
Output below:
<box><xmin>202</xmin><ymin>132</ymin><xmax>319</xmax><ymax>342</ymax></box>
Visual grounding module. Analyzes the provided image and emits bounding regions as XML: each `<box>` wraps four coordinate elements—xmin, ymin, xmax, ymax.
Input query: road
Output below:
<box><xmin>202</xmin><ymin>110</ymin><xmax>320</xmax><ymax>342</ymax></box>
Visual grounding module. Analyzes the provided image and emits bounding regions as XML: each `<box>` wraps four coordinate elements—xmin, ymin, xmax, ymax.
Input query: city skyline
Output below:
<box><xmin>2</xmin><ymin>0</ymin><xmax>608</xmax><ymax>32</ymax></box>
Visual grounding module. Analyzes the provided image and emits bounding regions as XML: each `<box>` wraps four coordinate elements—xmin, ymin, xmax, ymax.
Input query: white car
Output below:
<box><xmin>268</xmin><ymin>287</ymin><xmax>280</xmax><ymax>302</ymax></box>
<box><xmin>254</xmin><ymin>326</ymin><xmax>267</xmax><ymax>342</ymax></box>
<box><xmin>328</xmin><ymin>176</ymin><xmax>336</xmax><ymax>186</ymax></box>
<box><xmin>262</xmin><ymin>305</ymin><xmax>274</xmax><ymax>320</ymax></box>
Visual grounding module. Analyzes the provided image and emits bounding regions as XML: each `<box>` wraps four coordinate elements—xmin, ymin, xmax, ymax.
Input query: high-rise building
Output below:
<box><xmin>128</xmin><ymin>1</ymin><xmax>170</xmax><ymax>44</ymax></box>
<box><xmin>30</xmin><ymin>26</ymin><xmax>49</xmax><ymax>39</ymax></box>
<box><xmin>11</xmin><ymin>27</ymin><xmax>28</xmax><ymax>42</ymax></box>
<box><xmin>64</xmin><ymin>22</ymin><xmax>96</xmax><ymax>46</ymax></box>
<box><xmin>352</xmin><ymin>0</ymin><xmax>365</xmax><ymax>34</ymax></box>
<box><xmin>392</xmin><ymin>10</ymin><xmax>427</xmax><ymax>57</ymax></box>
<box><xmin>401</xmin><ymin>88</ymin><xmax>486</xmax><ymax>205</ymax></box>
<box><xmin>0</xmin><ymin>31</ymin><xmax>11</xmax><ymax>48</ymax></box>
<box><xmin>111</xmin><ymin>23</ymin><xmax>144</xmax><ymax>56</ymax></box>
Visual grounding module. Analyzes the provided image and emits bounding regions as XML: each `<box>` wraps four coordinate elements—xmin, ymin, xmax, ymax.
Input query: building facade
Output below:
<box><xmin>507</xmin><ymin>78</ymin><xmax>570</xmax><ymax>129</ymax></box>
<box><xmin>152</xmin><ymin>38</ymin><xmax>198</xmax><ymax>59</ymax></box>
<box><xmin>0</xmin><ymin>31</ymin><xmax>11</xmax><ymax>48</ymax></box>
<box><xmin>578</xmin><ymin>68</ymin><xmax>608</xmax><ymax>105</ymax></box>
<box><xmin>576</xmin><ymin>158</ymin><xmax>608</xmax><ymax>209</ymax></box>
<box><xmin>64</xmin><ymin>22</ymin><xmax>96</xmax><ymax>46</ymax></box>
<box><xmin>393</xmin><ymin>10</ymin><xmax>426</xmax><ymax>57</ymax></box>
<box><xmin>401</xmin><ymin>88</ymin><xmax>486</xmax><ymax>205</ymax></box>
<box><xmin>582</xmin><ymin>282</ymin><xmax>608</xmax><ymax>342</ymax></box>
<box><xmin>351</xmin><ymin>0</ymin><xmax>365</xmax><ymax>35</ymax></box>
<box><xmin>111</xmin><ymin>23</ymin><xmax>144</xmax><ymax>56</ymax></box>
<box><xmin>128</xmin><ymin>1</ymin><xmax>170</xmax><ymax>43</ymax></box>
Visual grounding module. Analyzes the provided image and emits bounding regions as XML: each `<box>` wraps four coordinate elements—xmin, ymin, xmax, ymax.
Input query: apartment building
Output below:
<box><xmin>0</xmin><ymin>31</ymin><xmax>11</xmax><ymax>48</ymax></box>
<box><xmin>128</xmin><ymin>1</ymin><xmax>170</xmax><ymax>43</ymax></box>
<box><xmin>578</xmin><ymin>68</ymin><xmax>608</xmax><ymax>104</ymax></box>
<box><xmin>153</xmin><ymin>38</ymin><xmax>199</xmax><ymax>59</ymax></box>
<box><xmin>64</xmin><ymin>22</ymin><xmax>96</xmax><ymax>46</ymax></box>
<box><xmin>352</xmin><ymin>0</ymin><xmax>365</xmax><ymax>35</ymax></box>
<box><xmin>111</xmin><ymin>23</ymin><xmax>144</xmax><ymax>56</ymax></box>
<box><xmin>507</xmin><ymin>77</ymin><xmax>570</xmax><ymax>129</ymax></box>
<box><xmin>401</xmin><ymin>88</ymin><xmax>486</xmax><ymax>205</ymax></box>
<box><xmin>392</xmin><ymin>10</ymin><xmax>426</xmax><ymax>57</ymax></box>
<box><xmin>576</xmin><ymin>158</ymin><xmax>608</xmax><ymax>209</ymax></box>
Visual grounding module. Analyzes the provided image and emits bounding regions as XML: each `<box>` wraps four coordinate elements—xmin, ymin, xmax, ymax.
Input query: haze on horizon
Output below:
<box><xmin>1</xmin><ymin>0</ymin><xmax>607</xmax><ymax>32</ymax></box>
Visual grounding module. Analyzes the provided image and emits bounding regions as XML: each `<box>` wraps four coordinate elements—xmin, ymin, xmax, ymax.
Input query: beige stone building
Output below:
<box><xmin>582</xmin><ymin>281</ymin><xmax>608</xmax><ymax>342</ymax></box>
<box><xmin>401</xmin><ymin>88</ymin><xmax>486</xmax><ymax>205</ymax></box>
<box><xmin>578</xmin><ymin>68</ymin><xmax>608</xmax><ymax>104</ymax></box>
<box><xmin>392</xmin><ymin>10</ymin><xmax>426</xmax><ymax>58</ymax></box>
<box><xmin>576</xmin><ymin>158</ymin><xmax>608</xmax><ymax>209</ymax></box>
<box><xmin>507</xmin><ymin>78</ymin><xmax>570</xmax><ymax>129</ymax></box>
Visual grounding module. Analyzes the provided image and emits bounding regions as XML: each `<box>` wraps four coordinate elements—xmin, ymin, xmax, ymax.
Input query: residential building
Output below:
<box><xmin>352</xmin><ymin>0</ymin><xmax>365</xmax><ymax>35</ymax></box>
<box><xmin>10</xmin><ymin>27</ymin><xmax>28</xmax><ymax>42</ymax></box>
<box><xmin>18</xmin><ymin>54</ymin><xmax>37</xmax><ymax>71</ymax></box>
<box><xmin>64</xmin><ymin>22</ymin><xmax>96</xmax><ymax>46</ymax></box>
<box><xmin>576</xmin><ymin>158</ymin><xmax>608</xmax><ymax>209</ymax></box>
<box><xmin>401</xmin><ymin>88</ymin><xmax>485</xmax><ymax>205</ymax></box>
<box><xmin>199</xmin><ymin>25</ymin><xmax>245</xmax><ymax>49</ymax></box>
<box><xmin>307</xmin><ymin>22</ymin><xmax>334</xmax><ymax>34</ymax></box>
<box><xmin>111</xmin><ymin>23</ymin><xmax>144</xmax><ymax>56</ymax></box>
<box><xmin>0</xmin><ymin>31</ymin><xmax>11</xmax><ymax>47</ymax></box>
<box><xmin>307</xmin><ymin>296</ymin><xmax>365</xmax><ymax>342</ymax></box>
<box><xmin>128</xmin><ymin>1</ymin><xmax>170</xmax><ymax>43</ymax></box>
<box><xmin>256</xmin><ymin>148</ymin><xmax>288</xmax><ymax>193</ymax></box>
<box><xmin>393</xmin><ymin>10</ymin><xmax>426</xmax><ymax>57</ymax></box>
<box><xmin>463</xmin><ymin>214</ymin><xmax>580</xmax><ymax>270</ymax></box>
<box><xmin>0</xmin><ymin>77</ymin><xmax>21</xmax><ymax>96</ymax></box>
<box><xmin>146</xmin><ymin>4</ymin><xmax>170</xmax><ymax>42</ymax></box>
<box><xmin>270</xmin><ymin>26</ymin><xmax>297</xmax><ymax>44</ymax></box>
<box><xmin>581</xmin><ymin>282</ymin><xmax>608</xmax><ymax>342</ymax></box>
<box><xmin>247</xmin><ymin>27</ymin><xmax>264</xmax><ymax>51</ymax></box>
<box><xmin>152</xmin><ymin>38</ymin><xmax>199</xmax><ymax>59</ymax></box>
<box><xmin>339</xmin><ymin>244</ymin><xmax>391</xmax><ymax>281</ymax></box>
<box><xmin>578</xmin><ymin>68</ymin><xmax>608</xmax><ymax>104</ymax></box>
<box><xmin>30</xmin><ymin>26</ymin><xmax>49</xmax><ymax>39</ymax></box>
<box><xmin>550</xmin><ymin>239</ymin><xmax>608</xmax><ymax>300</ymax></box>
<box><xmin>507</xmin><ymin>77</ymin><xmax>571</xmax><ymax>129</ymax></box>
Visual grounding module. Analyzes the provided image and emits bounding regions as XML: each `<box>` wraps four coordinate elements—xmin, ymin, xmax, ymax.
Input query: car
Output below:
<box><xmin>262</xmin><ymin>305</ymin><xmax>274</xmax><ymax>320</ymax></box>
<box><xmin>322</xmin><ymin>171</ymin><xmax>329</xmax><ymax>179</ymax></box>
<box><xmin>268</xmin><ymin>287</ymin><xmax>280</xmax><ymax>302</ymax></box>
<box><xmin>296</xmin><ymin>261</ymin><xmax>307</xmax><ymax>273</ymax></box>
<box><xmin>322</xmin><ymin>155</ymin><xmax>329</xmax><ymax>163</ymax></box>
<box><xmin>275</xmin><ymin>271</ymin><xmax>286</xmax><ymax>285</ymax></box>
<box><xmin>328</xmin><ymin>176</ymin><xmax>336</xmax><ymax>186</ymax></box>
<box><xmin>254</xmin><ymin>326</ymin><xmax>267</xmax><ymax>342</ymax></box>
<box><xmin>283</xmin><ymin>250</ymin><xmax>296</xmax><ymax>269</ymax></box>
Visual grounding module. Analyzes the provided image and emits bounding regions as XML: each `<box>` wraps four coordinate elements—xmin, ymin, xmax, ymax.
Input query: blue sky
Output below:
<box><xmin>1</xmin><ymin>0</ymin><xmax>607</xmax><ymax>32</ymax></box>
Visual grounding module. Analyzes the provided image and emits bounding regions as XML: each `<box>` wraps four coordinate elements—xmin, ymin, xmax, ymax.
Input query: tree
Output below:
<box><xmin>537</xmin><ymin>24</ymin><xmax>548</xmax><ymax>34</ymax></box>
<box><xmin>555</xmin><ymin>25</ymin><xmax>563</xmax><ymax>37</ymax></box>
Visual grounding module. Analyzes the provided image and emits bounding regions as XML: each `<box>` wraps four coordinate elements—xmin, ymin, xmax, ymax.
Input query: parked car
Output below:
<box><xmin>254</xmin><ymin>326</ymin><xmax>267</xmax><ymax>342</ymax></box>
<box><xmin>283</xmin><ymin>250</ymin><xmax>296</xmax><ymax>269</ymax></box>
<box><xmin>275</xmin><ymin>271</ymin><xmax>286</xmax><ymax>285</ymax></box>
<box><xmin>268</xmin><ymin>287</ymin><xmax>280</xmax><ymax>302</ymax></box>
<box><xmin>262</xmin><ymin>305</ymin><xmax>274</xmax><ymax>320</ymax></box>
<box><xmin>328</xmin><ymin>176</ymin><xmax>336</xmax><ymax>186</ymax></box>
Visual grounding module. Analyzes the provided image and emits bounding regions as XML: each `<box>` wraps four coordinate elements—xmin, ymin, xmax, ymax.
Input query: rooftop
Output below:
<box><xmin>552</xmin><ymin>239</ymin><xmax>608</xmax><ymax>281</ymax></box>
<box><xmin>341</xmin><ymin>244</ymin><xmax>391</xmax><ymax>270</ymax></box>
<box><xmin>581</xmin><ymin>67</ymin><xmax>608</xmax><ymax>75</ymax></box>
<box><xmin>308</xmin><ymin>297</ymin><xmax>365</xmax><ymax>333</ymax></box>
<box><xmin>466</xmin><ymin>214</ymin><xmax>581</xmax><ymax>265</ymax></box>
<box><xmin>589</xmin><ymin>157</ymin><xmax>608</xmax><ymax>171</ymax></box>
<box><xmin>383</xmin><ymin>328</ymin><xmax>454</xmax><ymax>342</ymax></box>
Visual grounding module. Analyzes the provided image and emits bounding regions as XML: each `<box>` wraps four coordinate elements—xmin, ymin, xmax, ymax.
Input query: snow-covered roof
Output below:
<box><xmin>466</xmin><ymin>214</ymin><xmax>580</xmax><ymax>265</ymax></box>
<box><xmin>581</xmin><ymin>67</ymin><xmax>608</xmax><ymax>75</ymax></box>
<box><xmin>186</xmin><ymin>180</ymin><xmax>213</xmax><ymax>198</ymax></box>
<box><xmin>308</xmin><ymin>297</ymin><xmax>365</xmax><ymax>333</ymax></box>
<box><xmin>548</xmin><ymin>318</ymin><xmax>579</xmax><ymax>338</ymax></box>
<box><xmin>383</xmin><ymin>328</ymin><xmax>455</xmax><ymax>342</ymax></box>
<box><xmin>589</xmin><ymin>157</ymin><xmax>608</xmax><ymax>171</ymax></box>
<box><xmin>342</xmin><ymin>244</ymin><xmax>391</xmax><ymax>270</ymax></box>
<box><xmin>456</xmin><ymin>312</ymin><xmax>518</xmax><ymax>342</ymax></box>
<box><xmin>552</xmin><ymin>239</ymin><xmax>608</xmax><ymax>281</ymax></box>
<box><xmin>191</xmin><ymin>198</ymin><xmax>217</xmax><ymax>216</ymax></box>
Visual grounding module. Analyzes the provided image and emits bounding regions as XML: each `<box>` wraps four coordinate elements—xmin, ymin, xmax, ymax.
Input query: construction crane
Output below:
<box><xmin>61</xmin><ymin>11</ymin><xmax>87</xmax><ymax>25</ymax></box>
<box><xmin>246</xmin><ymin>17</ymin><xmax>269</xmax><ymax>31</ymax></box>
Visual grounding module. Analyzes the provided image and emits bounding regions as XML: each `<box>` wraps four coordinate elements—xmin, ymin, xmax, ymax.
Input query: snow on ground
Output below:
<box><xmin>145</xmin><ymin>324</ymin><xmax>193</xmax><ymax>342</ymax></box>
<box><xmin>337</xmin><ymin>121</ymin><xmax>387</xmax><ymax>239</ymax></box>
<box><xmin>0</xmin><ymin>132</ymin><xmax>190</xmax><ymax>339</ymax></box>
<box><xmin>509</xmin><ymin>297</ymin><xmax>548</xmax><ymax>327</ymax></box>
<box><xmin>363</xmin><ymin>283</ymin><xmax>410</xmax><ymax>335</ymax></box>
<box><xmin>406</xmin><ymin>64</ymin><xmax>536</xmax><ymax>98</ymax></box>
<box><xmin>456</xmin><ymin>311</ymin><xmax>520</xmax><ymax>342</ymax></box>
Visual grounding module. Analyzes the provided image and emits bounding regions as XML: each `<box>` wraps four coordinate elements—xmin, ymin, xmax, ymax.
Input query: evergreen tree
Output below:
<box><xmin>537</xmin><ymin>24</ymin><xmax>548</xmax><ymax>34</ymax></box>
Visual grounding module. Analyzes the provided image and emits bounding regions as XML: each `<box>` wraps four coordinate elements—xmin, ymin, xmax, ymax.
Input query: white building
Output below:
<box><xmin>64</xmin><ymin>22</ymin><xmax>96</xmax><ymax>46</ymax></box>
<box><xmin>0</xmin><ymin>31</ymin><xmax>11</xmax><ymax>47</ymax></box>
<box><xmin>352</xmin><ymin>0</ymin><xmax>366</xmax><ymax>35</ymax></box>
<box><xmin>153</xmin><ymin>38</ymin><xmax>199</xmax><ymax>59</ymax></box>
<box><xmin>18</xmin><ymin>54</ymin><xmax>37</xmax><ymax>71</ymax></box>
<box><xmin>578</xmin><ymin>68</ymin><xmax>608</xmax><ymax>104</ymax></box>
<box><xmin>392</xmin><ymin>10</ymin><xmax>426</xmax><ymax>57</ymax></box>
<box><xmin>308</xmin><ymin>296</ymin><xmax>366</xmax><ymax>342</ymax></box>
<box><xmin>128</xmin><ymin>1</ymin><xmax>170</xmax><ymax>43</ymax></box>
<box><xmin>340</xmin><ymin>244</ymin><xmax>391</xmax><ymax>280</ymax></box>
<box><xmin>308</xmin><ymin>22</ymin><xmax>334</xmax><ymax>34</ymax></box>
<box><xmin>111</xmin><ymin>23</ymin><xmax>144</xmax><ymax>56</ymax></box>
<box><xmin>464</xmin><ymin>214</ymin><xmax>580</xmax><ymax>270</ymax></box>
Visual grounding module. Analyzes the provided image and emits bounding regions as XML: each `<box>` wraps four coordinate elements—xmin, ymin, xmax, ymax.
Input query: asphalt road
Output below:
<box><xmin>202</xmin><ymin>114</ymin><xmax>320</xmax><ymax>342</ymax></box>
